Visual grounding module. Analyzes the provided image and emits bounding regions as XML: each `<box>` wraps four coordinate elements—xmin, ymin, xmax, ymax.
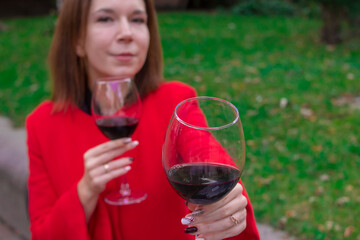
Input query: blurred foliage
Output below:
<box><xmin>160</xmin><ymin>13</ymin><xmax>360</xmax><ymax>240</ymax></box>
<box><xmin>299</xmin><ymin>0</ymin><xmax>360</xmax><ymax>44</ymax></box>
<box><xmin>187</xmin><ymin>0</ymin><xmax>238</xmax><ymax>9</ymax></box>
<box><xmin>227</xmin><ymin>0</ymin><xmax>360</xmax><ymax>44</ymax></box>
<box><xmin>188</xmin><ymin>0</ymin><xmax>319</xmax><ymax>17</ymax></box>
<box><xmin>0</xmin><ymin>13</ymin><xmax>360</xmax><ymax>240</ymax></box>
<box><xmin>231</xmin><ymin>0</ymin><xmax>297</xmax><ymax>16</ymax></box>
<box><xmin>0</xmin><ymin>16</ymin><xmax>55</xmax><ymax>126</ymax></box>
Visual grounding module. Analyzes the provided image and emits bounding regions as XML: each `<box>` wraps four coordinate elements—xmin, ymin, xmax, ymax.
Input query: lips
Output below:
<box><xmin>113</xmin><ymin>52</ymin><xmax>134</xmax><ymax>61</ymax></box>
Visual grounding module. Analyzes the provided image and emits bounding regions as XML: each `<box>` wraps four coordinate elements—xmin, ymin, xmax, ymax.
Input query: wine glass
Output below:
<box><xmin>162</xmin><ymin>96</ymin><xmax>245</xmax><ymax>207</ymax></box>
<box><xmin>92</xmin><ymin>77</ymin><xmax>147</xmax><ymax>205</ymax></box>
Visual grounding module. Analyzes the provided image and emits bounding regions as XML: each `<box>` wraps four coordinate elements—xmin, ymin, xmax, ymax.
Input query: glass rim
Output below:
<box><xmin>175</xmin><ymin>96</ymin><xmax>240</xmax><ymax>131</ymax></box>
<box><xmin>95</xmin><ymin>76</ymin><xmax>132</xmax><ymax>84</ymax></box>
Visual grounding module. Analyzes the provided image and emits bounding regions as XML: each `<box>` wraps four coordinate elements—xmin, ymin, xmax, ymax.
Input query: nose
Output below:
<box><xmin>116</xmin><ymin>17</ymin><xmax>132</xmax><ymax>42</ymax></box>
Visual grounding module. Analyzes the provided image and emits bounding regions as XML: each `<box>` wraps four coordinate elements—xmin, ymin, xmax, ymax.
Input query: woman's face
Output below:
<box><xmin>77</xmin><ymin>0</ymin><xmax>149</xmax><ymax>84</ymax></box>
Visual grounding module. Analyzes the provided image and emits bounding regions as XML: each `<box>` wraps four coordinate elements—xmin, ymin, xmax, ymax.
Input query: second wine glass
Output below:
<box><xmin>163</xmin><ymin>97</ymin><xmax>245</xmax><ymax>206</ymax></box>
<box><xmin>92</xmin><ymin>77</ymin><xmax>147</xmax><ymax>205</ymax></box>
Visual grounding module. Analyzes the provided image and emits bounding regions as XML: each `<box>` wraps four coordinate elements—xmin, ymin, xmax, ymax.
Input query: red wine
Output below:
<box><xmin>167</xmin><ymin>163</ymin><xmax>240</xmax><ymax>205</ymax></box>
<box><xmin>96</xmin><ymin>117</ymin><xmax>138</xmax><ymax>139</ymax></box>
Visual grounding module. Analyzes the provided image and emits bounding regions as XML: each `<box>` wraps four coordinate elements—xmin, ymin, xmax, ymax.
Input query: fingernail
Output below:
<box><xmin>184</xmin><ymin>226</ymin><xmax>198</xmax><ymax>234</ymax></box>
<box><xmin>196</xmin><ymin>238</ymin><xmax>205</xmax><ymax>240</ymax></box>
<box><xmin>192</xmin><ymin>209</ymin><xmax>204</xmax><ymax>216</ymax></box>
<box><xmin>124</xmin><ymin>166</ymin><xmax>131</xmax><ymax>171</ymax></box>
<box><xmin>181</xmin><ymin>216</ymin><xmax>195</xmax><ymax>225</ymax></box>
<box><xmin>128</xmin><ymin>157</ymin><xmax>134</xmax><ymax>162</ymax></box>
<box><xmin>131</xmin><ymin>140</ymin><xmax>139</xmax><ymax>147</ymax></box>
<box><xmin>123</xmin><ymin>138</ymin><xmax>132</xmax><ymax>143</ymax></box>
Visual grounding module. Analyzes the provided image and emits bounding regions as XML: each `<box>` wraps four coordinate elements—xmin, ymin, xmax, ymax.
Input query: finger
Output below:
<box><xmin>191</xmin><ymin>208</ymin><xmax>247</xmax><ymax>236</ymax></box>
<box><xmin>191</xmin><ymin>194</ymin><xmax>247</xmax><ymax>224</ymax></box>
<box><xmin>198</xmin><ymin>218</ymin><xmax>247</xmax><ymax>240</ymax></box>
<box><xmin>186</xmin><ymin>193</ymin><xmax>234</xmax><ymax>215</ymax></box>
<box><xmin>187</xmin><ymin>197</ymin><xmax>231</xmax><ymax>215</ymax></box>
<box><xmin>186</xmin><ymin>183</ymin><xmax>243</xmax><ymax>219</ymax></box>
<box><xmin>85</xmin><ymin>140</ymin><xmax>139</xmax><ymax>167</ymax></box>
<box><xmin>89</xmin><ymin>157</ymin><xmax>133</xmax><ymax>177</ymax></box>
<box><xmin>186</xmin><ymin>203</ymin><xmax>202</xmax><ymax>212</ymax></box>
<box><xmin>84</xmin><ymin>138</ymin><xmax>132</xmax><ymax>158</ymax></box>
<box><xmin>93</xmin><ymin>165</ymin><xmax>132</xmax><ymax>186</ymax></box>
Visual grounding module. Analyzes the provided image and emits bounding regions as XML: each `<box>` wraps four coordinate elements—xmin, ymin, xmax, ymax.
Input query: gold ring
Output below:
<box><xmin>104</xmin><ymin>163</ymin><xmax>110</xmax><ymax>173</ymax></box>
<box><xmin>230</xmin><ymin>215</ymin><xmax>239</xmax><ymax>226</ymax></box>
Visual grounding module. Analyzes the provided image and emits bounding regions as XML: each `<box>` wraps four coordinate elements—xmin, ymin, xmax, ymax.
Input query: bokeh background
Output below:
<box><xmin>0</xmin><ymin>1</ymin><xmax>359</xmax><ymax>240</ymax></box>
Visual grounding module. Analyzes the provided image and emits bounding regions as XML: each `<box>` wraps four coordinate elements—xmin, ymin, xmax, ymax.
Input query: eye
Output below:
<box><xmin>97</xmin><ymin>16</ymin><xmax>113</xmax><ymax>23</ymax></box>
<box><xmin>131</xmin><ymin>17</ymin><xmax>146</xmax><ymax>24</ymax></box>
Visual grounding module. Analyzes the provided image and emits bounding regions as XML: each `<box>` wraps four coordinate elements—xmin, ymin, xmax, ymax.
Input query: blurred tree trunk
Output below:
<box><xmin>320</xmin><ymin>2</ymin><xmax>343</xmax><ymax>44</ymax></box>
<box><xmin>350</xmin><ymin>16</ymin><xmax>360</xmax><ymax>37</ymax></box>
<box><xmin>57</xmin><ymin>0</ymin><xmax>63</xmax><ymax>11</ymax></box>
<box><xmin>346</xmin><ymin>8</ymin><xmax>360</xmax><ymax>38</ymax></box>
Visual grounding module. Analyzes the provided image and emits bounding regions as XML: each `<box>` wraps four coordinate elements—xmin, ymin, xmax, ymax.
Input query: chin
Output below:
<box><xmin>110</xmin><ymin>68</ymin><xmax>139</xmax><ymax>78</ymax></box>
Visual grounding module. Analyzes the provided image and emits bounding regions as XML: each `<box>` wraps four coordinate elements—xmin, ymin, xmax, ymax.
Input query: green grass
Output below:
<box><xmin>0</xmin><ymin>15</ymin><xmax>55</xmax><ymax>126</ymax></box>
<box><xmin>1</xmin><ymin>12</ymin><xmax>360</xmax><ymax>240</ymax></box>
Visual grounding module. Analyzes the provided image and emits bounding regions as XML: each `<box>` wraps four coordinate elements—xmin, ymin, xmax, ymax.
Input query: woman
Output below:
<box><xmin>26</xmin><ymin>0</ymin><xmax>260</xmax><ymax>239</ymax></box>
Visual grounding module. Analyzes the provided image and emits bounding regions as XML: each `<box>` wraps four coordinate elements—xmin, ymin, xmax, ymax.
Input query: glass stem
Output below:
<box><xmin>120</xmin><ymin>175</ymin><xmax>131</xmax><ymax>196</ymax></box>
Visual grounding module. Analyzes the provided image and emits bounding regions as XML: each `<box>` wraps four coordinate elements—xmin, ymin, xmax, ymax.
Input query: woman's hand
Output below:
<box><xmin>77</xmin><ymin>138</ymin><xmax>139</xmax><ymax>221</ymax></box>
<box><xmin>182</xmin><ymin>183</ymin><xmax>247</xmax><ymax>240</ymax></box>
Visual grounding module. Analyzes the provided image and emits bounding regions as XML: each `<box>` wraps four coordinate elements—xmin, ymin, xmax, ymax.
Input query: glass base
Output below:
<box><xmin>104</xmin><ymin>190</ymin><xmax>147</xmax><ymax>205</ymax></box>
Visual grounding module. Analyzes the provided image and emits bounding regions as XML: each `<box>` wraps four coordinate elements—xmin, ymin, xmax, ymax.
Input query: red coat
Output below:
<box><xmin>26</xmin><ymin>81</ymin><xmax>260</xmax><ymax>240</ymax></box>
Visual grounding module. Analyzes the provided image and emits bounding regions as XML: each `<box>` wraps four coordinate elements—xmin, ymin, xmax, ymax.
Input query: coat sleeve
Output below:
<box><xmin>26</xmin><ymin>114</ymin><xmax>90</xmax><ymax>240</ymax></box>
